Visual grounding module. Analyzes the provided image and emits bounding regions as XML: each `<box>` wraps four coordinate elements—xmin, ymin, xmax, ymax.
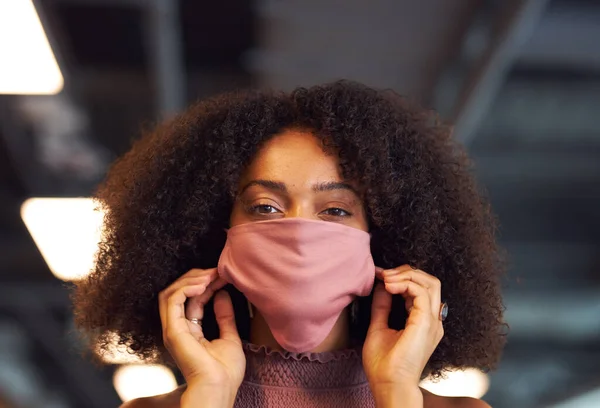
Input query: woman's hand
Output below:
<box><xmin>158</xmin><ymin>268</ymin><xmax>245</xmax><ymax>407</ymax></box>
<box><xmin>363</xmin><ymin>265</ymin><xmax>444</xmax><ymax>407</ymax></box>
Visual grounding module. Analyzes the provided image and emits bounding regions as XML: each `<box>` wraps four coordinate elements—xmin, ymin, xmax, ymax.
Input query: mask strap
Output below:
<box><xmin>247</xmin><ymin>299</ymin><xmax>254</xmax><ymax>319</ymax></box>
<box><xmin>350</xmin><ymin>300</ymin><xmax>359</xmax><ymax>323</ymax></box>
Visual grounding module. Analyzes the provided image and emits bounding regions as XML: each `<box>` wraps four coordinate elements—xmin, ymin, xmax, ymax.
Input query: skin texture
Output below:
<box><xmin>230</xmin><ymin>129</ymin><xmax>367</xmax><ymax>352</ymax></box>
<box><xmin>72</xmin><ymin>81</ymin><xmax>505</xmax><ymax>406</ymax></box>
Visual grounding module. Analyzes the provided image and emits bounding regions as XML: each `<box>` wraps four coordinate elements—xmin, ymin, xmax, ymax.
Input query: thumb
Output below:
<box><xmin>214</xmin><ymin>290</ymin><xmax>241</xmax><ymax>344</ymax></box>
<box><xmin>369</xmin><ymin>283</ymin><xmax>392</xmax><ymax>332</ymax></box>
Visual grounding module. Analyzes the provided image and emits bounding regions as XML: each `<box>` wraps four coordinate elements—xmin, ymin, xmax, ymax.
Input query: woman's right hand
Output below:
<box><xmin>158</xmin><ymin>268</ymin><xmax>245</xmax><ymax>407</ymax></box>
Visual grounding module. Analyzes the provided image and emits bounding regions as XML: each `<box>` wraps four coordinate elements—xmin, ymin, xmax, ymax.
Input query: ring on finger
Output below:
<box><xmin>439</xmin><ymin>302</ymin><xmax>448</xmax><ymax>322</ymax></box>
<box><xmin>406</xmin><ymin>303</ymin><xmax>448</xmax><ymax>321</ymax></box>
<box><xmin>188</xmin><ymin>318</ymin><xmax>202</xmax><ymax>325</ymax></box>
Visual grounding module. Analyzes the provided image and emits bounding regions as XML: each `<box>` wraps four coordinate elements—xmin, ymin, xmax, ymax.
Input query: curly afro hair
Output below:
<box><xmin>73</xmin><ymin>81</ymin><xmax>506</xmax><ymax>377</ymax></box>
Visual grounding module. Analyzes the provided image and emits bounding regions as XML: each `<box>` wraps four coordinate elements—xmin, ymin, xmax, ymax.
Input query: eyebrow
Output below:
<box><xmin>312</xmin><ymin>181</ymin><xmax>357</xmax><ymax>194</ymax></box>
<box><xmin>239</xmin><ymin>179</ymin><xmax>359</xmax><ymax>196</ymax></box>
<box><xmin>240</xmin><ymin>180</ymin><xmax>287</xmax><ymax>194</ymax></box>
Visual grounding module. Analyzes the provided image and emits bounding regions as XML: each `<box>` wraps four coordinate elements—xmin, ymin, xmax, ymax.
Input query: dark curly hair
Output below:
<box><xmin>73</xmin><ymin>81</ymin><xmax>506</xmax><ymax>377</ymax></box>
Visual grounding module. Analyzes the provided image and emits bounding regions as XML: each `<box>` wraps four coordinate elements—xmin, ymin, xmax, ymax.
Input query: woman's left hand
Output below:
<box><xmin>363</xmin><ymin>265</ymin><xmax>444</xmax><ymax>404</ymax></box>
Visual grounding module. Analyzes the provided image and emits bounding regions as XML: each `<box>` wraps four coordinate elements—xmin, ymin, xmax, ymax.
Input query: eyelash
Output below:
<box><xmin>322</xmin><ymin>208</ymin><xmax>352</xmax><ymax>218</ymax></box>
<box><xmin>249</xmin><ymin>204</ymin><xmax>280</xmax><ymax>215</ymax></box>
<box><xmin>248</xmin><ymin>204</ymin><xmax>353</xmax><ymax>218</ymax></box>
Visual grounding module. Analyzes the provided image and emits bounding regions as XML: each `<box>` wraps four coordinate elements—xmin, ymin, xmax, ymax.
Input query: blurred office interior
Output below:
<box><xmin>0</xmin><ymin>0</ymin><xmax>599</xmax><ymax>407</ymax></box>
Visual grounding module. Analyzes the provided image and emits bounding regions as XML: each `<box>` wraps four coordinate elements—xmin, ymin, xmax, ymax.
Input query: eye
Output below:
<box><xmin>251</xmin><ymin>204</ymin><xmax>281</xmax><ymax>215</ymax></box>
<box><xmin>321</xmin><ymin>207</ymin><xmax>352</xmax><ymax>217</ymax></box>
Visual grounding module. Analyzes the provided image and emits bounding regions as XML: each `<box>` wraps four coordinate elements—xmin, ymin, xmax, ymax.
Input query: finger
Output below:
<box><xmin>384</xmin><ymin>280</ymin><xmax>431</xmax><ymax>318</ymax></box>
<box><xmin>214</xmin><ymin>290</ymin><xmax>241</xmax><ymax>344</ymax></box>
<box><xmin>162</xmin><ymin>283</ymin><xmax>210</xmax><ymax>366</ymax></box>
<box><xmin>375</xmin><ymin>266</ymin><xmax>385</xmax><ymax>280</ymax></box>
<box><xmin>167</xmin><ymin>284</ymin><xmax>209</xmax><ymax>333</ymax></box>
<box><xmin>186</xmin><ymin>277</ymin><xmax>228</xmax><ymax>321</ymax></box>
<box><xmin>368</xmin><ymin>282</ymin><xmax>392</xmax><ymax>332</ymax></box>
<box><xmin>186</xmin><ymin>317</ymin><xmax>205</xmax><ymax>342</ymax></box>
<box><xmin>161</xmin><ymin>268</ymin><xmax>217</xmax><ymax>299</ymax></box>
<box><xmin>405</xmin><ymin>297</ymin><xmax>414</xmax><ymax>314</ymax></box>
<box><xmin>383</xmin><ymin>268</ymin><xmax>439</xmax><ymax>289</ymax></box>
<box><xmin>164</xmin><ymin>276</ymin><xmax>212</xmax><ymax>301</ymax></box>
<box><xmin>383</xmin><ymin>269</ymin><xmax>441</xmax><ymax>316</ymax></box>
<box><xmin>386</xmin><ymin>280</ymin><xmax>445</xmax><ymax>353</ymax></box>
<box><xmin>180</xmin><ymin>279</ymin><xmax>214</xmax><ymax>320</ymax></box>
<box><xmin>380</xmin><ymin>264</ymin><xmax>413</xmax><ymax>278</ymax></box>
<box><xmin>159</xmin><ymin>282</ymin><xmax>206</xmax><ymax>338</ymax></box>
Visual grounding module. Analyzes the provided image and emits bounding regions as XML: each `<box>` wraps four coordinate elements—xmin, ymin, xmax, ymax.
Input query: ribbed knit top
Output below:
<box><xmin>234</xmin><ymin>343</ymin><xmax>375</xmax><ymax>407</ymax></box>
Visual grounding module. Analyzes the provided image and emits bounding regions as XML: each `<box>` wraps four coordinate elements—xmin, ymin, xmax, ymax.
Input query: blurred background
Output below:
<box><xmin>0</xmin><ymin>0</ymin><xmax>599</xmax><ymax>407</ymax></box>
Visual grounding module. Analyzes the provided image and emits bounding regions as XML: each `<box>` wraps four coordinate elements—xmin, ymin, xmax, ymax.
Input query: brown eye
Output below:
<box><xmin>252</xmin><ymin>204</ymin><xmax>280</xmax><ymax>214</ymax></box>
<box><xmin>322</xmin><ymin>208</ymin><xmax>351</xmax><ymax>217</ymax></box>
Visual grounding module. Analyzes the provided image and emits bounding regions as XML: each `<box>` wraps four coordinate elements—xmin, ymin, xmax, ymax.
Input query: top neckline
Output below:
<box><xmin>242</xmin><ymin>342</ymin><xmax>370</xmax><ymax>389</ymax></box>
<box><xmin>243</xmin><ymin>342</ymin><xmax>362</xmax><ymax>364</ymax></box>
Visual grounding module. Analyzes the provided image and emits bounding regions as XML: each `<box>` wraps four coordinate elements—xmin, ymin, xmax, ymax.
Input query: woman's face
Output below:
<box><xmin>230</xmin><ymin>129</ymin><xmax>368</xmax><ymax>231</ymax></box>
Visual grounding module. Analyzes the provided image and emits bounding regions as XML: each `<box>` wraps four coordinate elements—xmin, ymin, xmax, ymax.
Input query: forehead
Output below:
<box><xmin>241</xmin><ymin>129</ymin><xmax>343</xmax><ymax>185</ymax></box>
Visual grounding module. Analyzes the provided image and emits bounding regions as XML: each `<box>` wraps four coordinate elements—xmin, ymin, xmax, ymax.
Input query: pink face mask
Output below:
<box><xmin>217</xmin><ymin>217</ymin><xmax>375</xmax><ymax>353</ymax></box>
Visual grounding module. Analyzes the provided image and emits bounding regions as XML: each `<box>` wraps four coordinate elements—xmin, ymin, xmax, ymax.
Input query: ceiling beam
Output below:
<box><xmin>473</xmin><ymin>151</ymin><xmax>600</xmax><ymax>182</ymax></box>
<box><xmin>520</xmin><ymin>6</ymin><xmax>600</xmax><ymax>70</ymax></box>
<box><xmin>451</xmin><ymin>0</ymin><xmax>550</xmax><ymax>146</ymax></box>
<box><xmin>503</xmin><ymin>290</ymin><xmax>600</xmax><ymax>341</ymax></box>
<box><xmin>144</xmin><ymin>0</ymin><xmax>186</xmax><ymax>117</ymax></box>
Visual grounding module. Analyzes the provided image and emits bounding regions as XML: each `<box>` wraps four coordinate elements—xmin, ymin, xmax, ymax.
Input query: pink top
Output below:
<box><xmin>234</xmin><ymin>343</ymin><xmax>375</xmax><ymax>407</ymax></box>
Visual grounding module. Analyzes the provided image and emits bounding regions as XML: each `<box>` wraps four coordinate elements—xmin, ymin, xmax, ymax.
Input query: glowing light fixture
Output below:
<box><xmin>113</xmin><ymin>364</ymin><xmax>178</xmax><ymax>402</ymax></box>
<box><xmin>21</xmin><ymin>198</ymin><xmax>103</xmax><ymax>281</ymax></box>
<box><xmin>0</xmin><ymin>0</ymin><xmax>64</xmax><ymax>94</ymax></box>
<box><xmin>420</xmin><ymin>368</ymin><xmax>490</xmax><ymax>398</ymax></box>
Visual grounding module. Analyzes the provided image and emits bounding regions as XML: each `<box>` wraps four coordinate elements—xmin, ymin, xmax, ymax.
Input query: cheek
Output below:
<box><xmin>353</xmin><ymin>208</ymin><xmax>370</xmax><ymax>232</ymax></box>
<box><xmin>229</xmin><ymin>203</ymin><xmax>246</xmax><ymax>227</ymax></box>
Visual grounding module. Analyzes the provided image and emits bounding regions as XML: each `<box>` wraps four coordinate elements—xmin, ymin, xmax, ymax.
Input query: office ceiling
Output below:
<box><xmin>0</xmin><ymin>0</ymin><xmax>598</xmax><ymax>406</ymax></box>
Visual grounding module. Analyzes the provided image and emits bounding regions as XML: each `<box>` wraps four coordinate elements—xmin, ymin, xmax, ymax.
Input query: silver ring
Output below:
<box><xmin>188</xmin><ymin>318</ymin><xmax>202</xmax><ymax>325</ymax></box>
<box><xmin>439</xmin><ymin>303</ymin><xmax>448</xmax><ymax>322</ymax></box>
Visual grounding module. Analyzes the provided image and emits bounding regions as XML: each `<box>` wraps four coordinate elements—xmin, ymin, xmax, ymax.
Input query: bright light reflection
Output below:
<box><xmin>21</xmin><ymin>198</ymin><xmax>103</xmax><ymax>281</ymax></box>
<box><xmin>420</xmin><ymin>367</ymin><xmax>490</xmax><ymax>398</ymax></box>
<box><xmin>0</xmin><ymin>0</ymin><xmax>64</xmax><ymax>94</ymax></box>
<box><xmin>113</xmin><ymin>364</ymin><xmax>178</xmax><ymax>402</ymax></box>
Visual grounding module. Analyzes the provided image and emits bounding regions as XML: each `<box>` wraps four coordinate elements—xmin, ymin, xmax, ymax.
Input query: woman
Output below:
<box><xmin>74</xmin><ymin>81</ymin><xmax>506</xmax><ymax>407</ymax></box>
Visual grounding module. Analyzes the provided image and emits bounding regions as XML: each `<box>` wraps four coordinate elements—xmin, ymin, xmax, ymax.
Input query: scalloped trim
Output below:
<box><xmin>243</xmin><ymin>342</ymin><xmax>361</xmax><ymax>364</ymax></box>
